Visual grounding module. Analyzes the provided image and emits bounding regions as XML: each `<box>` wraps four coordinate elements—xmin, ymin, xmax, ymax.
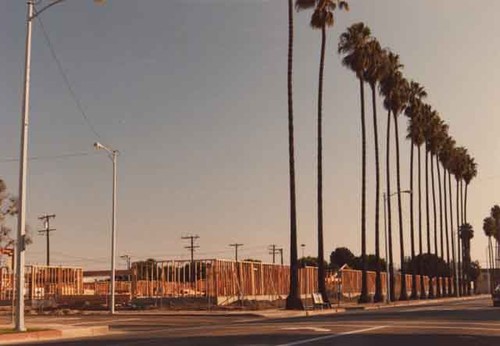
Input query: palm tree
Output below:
<box><xmin>364</xmin><ymin>40</ymin><xmax>386</xmax><ymax>303</ymax></box>
<box><xmin>381</xmin><ymin>67</ymin><xmax>410</xmax><ymax>300</ymax></box>
<box><xmin>450</xmin><ymin>146</ymin><xmax>468</xmax><ymax>296</ymax></box>
<box><xmin>422</xmin><ymin>106</ymin><xmax>437</xmax><ymax>298</ymax></box>
<box><xmin>408</xmin><ymin>106</ymin><xmax>427</xmax><ymax>299</ymax></box>
<box><xmin>444</xmin><ymin>138</ymin><xmax>458</xmax><ymax>296</ymax></box>
<box><xmin>405</xmin><ymin>82</ymin><xmax>427</xmax><ymax>299</ymax></box>
<box><xmin>463</xmin><ymin>156</ymin><xmax>477</xmax><ymax>224</ymax></box>
<box><xmin>379</xmin><ymin>51</ymin><xmax>403</xmax><ymax>301</ymax></box>
<box><xmin>296</xmin><ymin>0</ymin><xmax>348</xmax><ymax>303</ymax></box>
<box><xmin>428</xmin><ymin>117</ymin><xmax>447</xmax><ymax>297</ymax></box>
<box><xmin>338</xmin><ymin>21</ymin><xmax>372</xmax><ymax>304</ymax></box>
<box><xmin>439</xmin><ymin>136</ymin><xmax>455</xmax><ymax>296</ymax></box>
<box><xmin>483</xmin><ymin>216</ymin><xmax>496</xmax><ymax>293</ymax></box>
<box><xmin>285</xmin><ymin>0</ymin><xmax>303</xmax><ymax>310</ymax></box>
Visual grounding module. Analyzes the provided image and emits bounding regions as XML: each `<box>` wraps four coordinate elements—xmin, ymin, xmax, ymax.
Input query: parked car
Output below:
<box><xmin>493</xmin><ymin>284</ymin><xmax>500</xmax><ymax>307</ymax></box>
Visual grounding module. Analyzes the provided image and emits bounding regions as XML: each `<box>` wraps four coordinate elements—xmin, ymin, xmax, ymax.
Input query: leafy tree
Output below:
<box><xmin>0</xmin><ymin>179</ymin><xmax>32</xmax><ymax>268</ymax></box>
<box><xmin>329</xmin><ymin>247</ymin><xmax>356</xmax><ymax>270</ymax></box>
<box><xmin>299</xmin><ymin>256</ymin><xmax>328</xmax><ymax>268</ymax></box>
<box><xmin>469</xmin><ymin>260</ymin><xmax>480</xmax><ymax>293</ymax></box>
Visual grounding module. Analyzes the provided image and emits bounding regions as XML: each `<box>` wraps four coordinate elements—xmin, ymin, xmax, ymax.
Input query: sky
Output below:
<box><xmin>0</xmin><ymin>0</ymin><xmax>499</xmax><ymax>270</ymax></box>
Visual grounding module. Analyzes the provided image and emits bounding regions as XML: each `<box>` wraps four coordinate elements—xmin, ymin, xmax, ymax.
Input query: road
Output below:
<box><xmin>20</xmin><ymin>296</ymin><xmax>500</xmax><ymax>345</ymax></box>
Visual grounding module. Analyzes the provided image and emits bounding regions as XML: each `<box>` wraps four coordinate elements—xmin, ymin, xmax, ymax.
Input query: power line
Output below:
<box><xmin>0</xmin><ymin>152</ymin><xmax>96</xmax><ymax>163</ymax></box>
<box><xmin>35</xmin><ymin>12</ymin><xmax>103</xmax><ymax>141</ymax></box>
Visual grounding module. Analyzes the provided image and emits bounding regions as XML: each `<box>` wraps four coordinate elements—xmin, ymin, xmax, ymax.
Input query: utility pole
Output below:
<box><xmin>278</xmin><ymin>248</ymin><xmax>284</xmax><ymax>265</ymax></box>
<box><xmin>268</xmin><ymin>244</ymin><xmax>279</xmax><ymax>264</ymax></box>
<box><xmin>182</xmin><ymin>235</ymin><xmax>199</xmax><ymax>285</ymax></box>
<box><xmin>229</xmin><ymin>243</ymin><xmax>243</xmax><ymax>262</ymax></box>
<box><xmin>38</xmin><ymin>214</ymin><xmax>56</xmax><ymax>266</ymax></box>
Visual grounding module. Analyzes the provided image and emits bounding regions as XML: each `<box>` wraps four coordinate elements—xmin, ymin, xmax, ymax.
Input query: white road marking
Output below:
<box><xmin>276</xmin><ymin>325</ymin><xmax>386</xmax><ymax>346</ymax></box>
<box><xmin>282</xmin><ymin>327</ymin><xmax>330</xmax><ymax>332</ymax></box>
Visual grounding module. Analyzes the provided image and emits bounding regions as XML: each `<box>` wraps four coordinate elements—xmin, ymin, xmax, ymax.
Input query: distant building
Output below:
<box><xmin>476</xmin><ymin>268</ymin><xmax>500</xmax><ymax>294</ymax></box>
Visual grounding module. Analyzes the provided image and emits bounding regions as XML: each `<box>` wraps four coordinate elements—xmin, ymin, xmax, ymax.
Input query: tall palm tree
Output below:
<box><xmin>409</xmin><ymin>106</ymin><xmax>427</xmax><ymax>299</ymax></box>
<box><xmin>450</xmin><ymin>146</ymin><xmax>467</xmax><ymax>296</ymax></box>
<box><xmin>483</xmin><ymin>216</ymin><xmax>496</xmax><ymax>293</ymax></box>
<box><xmin>405</xmin><ymin>82</ymin><xmax>427</xmax><ymax>299</ymax></box>
<box><xmin>285</xmin><ymin>0</ymin><xmax>303</xmax><ymax>310</ymax></box>
<box><xmin>439</xmin><ymin>136</ymin><xmax>455</xmax><ymax>296</ymax></box>
<box><xmin>428</xmin><ymin>117</ymin><xmax>447</xmax><ymax>297</ymax></box>
<box><xmin>381</xmin><ymin>69</ymin><xmax>410</xmax><ymax>301</ymax></box>
<box><xmin>338</xmin><ymin>22</ymin><xmax>372</xmax><ymax>304</ymax></box>
<box><xmin>422</xmin><ymin>106</ymin><xmax>437</xmax><ymax>298</ymax></box>
<box><xmin>364</xmin><ymin>40</ymin><xmax>386</xmax><ymax>303</ymax></box>
<box><xmin>379</xmin><ymin>51</ymin><xmax>403</xmax><ymax>301</ymax></box>
<box><xmin>444</xmin><ymin>138</ymin><xmax>458</xmax><ymax>296</ymax></box>
<box><xmin>296</xmin><ymin>0</ymin><xmax>348</xmax><ymax>303</ymax></box>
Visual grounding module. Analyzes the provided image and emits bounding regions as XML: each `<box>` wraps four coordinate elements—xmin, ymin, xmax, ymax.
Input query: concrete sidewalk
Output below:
<box><xmin>0</xmin><ymin>324</ymin><xmax>108</xmax><ymax>345</ymax></box>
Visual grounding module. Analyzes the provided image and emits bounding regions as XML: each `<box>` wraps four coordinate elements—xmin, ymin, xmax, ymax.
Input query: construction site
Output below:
<box><xmin>0</xmin><ymin>254</ymin><xmax>452</xmax><ymax>311</ymax></box>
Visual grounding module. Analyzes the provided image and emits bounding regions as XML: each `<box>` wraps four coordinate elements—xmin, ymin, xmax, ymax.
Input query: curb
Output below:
<box><xmin>0</xmin><ymin>326</ymin><xmax>109</xmax><ymax>345</ymax></box>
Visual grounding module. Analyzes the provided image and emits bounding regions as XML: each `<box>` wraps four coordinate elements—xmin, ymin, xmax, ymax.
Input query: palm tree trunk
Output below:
<box><xmin>460</xmin><ymin>180</ymin><xmax>465</xmax><ymax>295</ymax></box>
<box><xmin>449</xmin><ymin>171</ymin><xmax>458</xmax><ymax>296</ymax></box>
<box><xmin>443</xmin><ymin>167</ymin><xmax>452</xmax><ymax>296</ymax></box>
<box><xmin>316</xmin><ymin>24</ymin><xmax>328</xmax><ymax>304</ymax></box>
<box><xmin>371</xmin><ymin>84</ymin><xmax>383</xmax><ymax>303</ymax></box>
<box><xmin>386</xmin><ymin>110</ymin><xmax>395</xmax><ymax>301</ymax></box>
<box><xmin>464</xmin><ymin>182</ymin><xmax>470</xmax><ymax>295</ymax></box>
<box><xmin>426</xmin><ymin>147</ymin><xmax>434</xmax><ymax>298</ymax></box>
<box><xmin>436</xmin><ymin>156</ymin><xmax>444</xmax><ymax>296</ymax></box>
<box><xmin>488</xmin><ymin>237</ymin><xmax>494</xmax><ymax>293</ymax></box>
<box><xmin>464</xmin><ymin>183</ymin><xmax>468</xmax><ymax>224</ymax></box>
<box><xmin>409</xmin><ymin>141</ymin><xmax>417</xmax><ymax>299</ymax></box>
<box><xmin>418</xmin><ymin>146</ymin><xmax>426</xmax><ymax>299</ymax></box>
<box><xmin>285</xmin><ymin>0</ymin><xmax>302</xmax><ymax>310</ymax></box>
<box><xmin>456</xmin><ymin>178</ymin><xmax>462</xmax><ymax>296</ymax></box>
<box><xmin>359</xmin><ymin>77</ymin><xmax>369</xmax><ymax>304</ymax></box>
<box><xmin>431</xmin><ymin>155</ymin><xmax>440</xmax><ymax>297</ymax></box>
<box><xmin>394</xmin><ymin>113</ymin><xmax>407</xmax><ymax>301</ymax></box>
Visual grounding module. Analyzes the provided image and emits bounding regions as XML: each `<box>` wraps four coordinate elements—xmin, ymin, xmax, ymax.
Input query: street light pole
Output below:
<box><xmin>383</xmin><ymin>193</ymin><xmax>390</xmax><ymax>304</ymax></box>
<box><xmin>94</xmin><ymin>142</ymin><xmax>118</xmax><ymax>314</ymax></box>
<box><xmin>383</xmin><ymin>189</ymin><xmax>411</xmax><ymax>304</ymax></box>
<box><xmin>15</xmin><ymin>0</ymin><xmax>34</xmax><ymax>332</ymax></box>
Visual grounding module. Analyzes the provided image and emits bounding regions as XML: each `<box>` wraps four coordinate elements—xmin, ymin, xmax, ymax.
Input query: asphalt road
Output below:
<box><xmin>20</xmin><ymin>297</ymin><xmax>500</xmax><ymax>345</ymax></box>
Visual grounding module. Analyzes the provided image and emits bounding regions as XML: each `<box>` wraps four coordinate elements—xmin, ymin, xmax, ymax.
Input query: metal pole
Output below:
<box><xmin>383</xmin><ymin>193</ymin><xmax>390</xmax><ymax>303</ymax></box>
<box><xmin>110</xmin><ymin>151</ymin><xmax>117</xmax><ymax>314</ymax></box>
<box><xmin>15</xmin><ymin>0</ymin><xmax>34</xmax><ymax>332</ymax></box>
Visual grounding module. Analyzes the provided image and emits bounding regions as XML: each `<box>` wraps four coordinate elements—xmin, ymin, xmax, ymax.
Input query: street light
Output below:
<box><xmin>383</xmin><ymin>189</ymin><xmax>411</xmax><ymax>304</ymax></box>
<box><xmin>15</xmin><ymin>0</ymin><xmax>101</xmax><ymax>332</ymax></box>
<box><xmin>94</xmin><ymin>142</ymin><xmax>118</xmax><ymax>314</ymax></box>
